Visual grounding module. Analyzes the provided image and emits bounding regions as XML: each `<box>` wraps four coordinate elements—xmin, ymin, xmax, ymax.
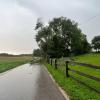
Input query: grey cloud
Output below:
<box><xmin>17</xmin><ymin>0</ymin><xmax>100</xmax><ymax>25</ymax></box>
<box><xmin>0</xmin><ymin>0</ymin><xmax>38</xmax><ymax>54</ymax></box>
<box><xmin>17</xmin><ymin>0</ymin><xmax>100</xmax><ymax>38</ymax></box>
<box><xmin>0</xmin><ymin>0</ymin><xmax>100</xmax><ymax>54</ymax></box>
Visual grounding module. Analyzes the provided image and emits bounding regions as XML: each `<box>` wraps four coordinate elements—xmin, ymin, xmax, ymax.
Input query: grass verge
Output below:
<box><xmin>0</xmin><ymin>56</ymin><xmax>32</xmax><ymax>73</ymax></box>
<box><xmin>45</xmin><ymin>63</ymin><xmax>100</xmax><ymax>100</ymax></box>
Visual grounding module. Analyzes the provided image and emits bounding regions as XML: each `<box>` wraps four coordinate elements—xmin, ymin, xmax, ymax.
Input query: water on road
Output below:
<box><xmin>0</xmin><ymin>64</ymin><xmax>66</xmax><ymax>100</ymax></box>
<box><xmin>0</xmin><ymin>64</ymin><xmax>40</xmax><ymax>100</ymax></box>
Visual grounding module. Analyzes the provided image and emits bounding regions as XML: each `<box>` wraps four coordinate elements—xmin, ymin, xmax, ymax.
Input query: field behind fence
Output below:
<box><xmin>48</xmin><ymin>57</ymin><xmax>100</xmax><ymax>94</ymax></box>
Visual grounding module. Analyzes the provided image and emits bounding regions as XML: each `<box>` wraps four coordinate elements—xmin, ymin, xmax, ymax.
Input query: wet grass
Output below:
<box><xmin>45</xmin><ymin>53</ymin><xmax>100</xmax><ymax>100</ymax></box>
<box><xmin>0</xmin><ymin>56</ymin><xmax>32</xmax><ymax>73</ymax></box>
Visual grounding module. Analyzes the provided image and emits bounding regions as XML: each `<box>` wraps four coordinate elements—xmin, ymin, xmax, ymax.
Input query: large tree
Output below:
<box><xmin>49</xmin><ymin>17</ymin><xmax>90</xmax><ymax>56</ymax></box>
<box><xmin>92</xmin><ymin>36</ymin><xmax>100</xmax><ymax>52</ymax></box>
<box><xmin>35</xmin><ymin>17</ymin><xmax>90</xmax><ymax>58</ymax></box>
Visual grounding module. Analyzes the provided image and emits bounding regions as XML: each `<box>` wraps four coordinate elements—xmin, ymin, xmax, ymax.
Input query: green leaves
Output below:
<box><xmin>92</xmin><ymin>36</ymin><xmax>100</xmax><ymax>52</ymax></box>
<box><xmin>35</xmin><ymin>17</ymin><xmax>90</xmax><ymax>58</ymax></box>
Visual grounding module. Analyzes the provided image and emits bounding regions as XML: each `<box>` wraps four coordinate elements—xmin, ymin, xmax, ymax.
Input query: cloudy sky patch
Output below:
<box><xmin>0</xmin><ymin>0</ymin><xmax>100</xmax><ymax>54</ymax></box>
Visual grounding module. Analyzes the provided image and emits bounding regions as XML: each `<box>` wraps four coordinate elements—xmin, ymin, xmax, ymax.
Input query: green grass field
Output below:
<box><xmin>45</xmin><ymin>53</ymin><xmax>100</xmax><ymax>100</ymax></box>
<box><xmin>0</xmin><ymin>56</ymin><xmax>32</xmax><ymax>73</ymax></box>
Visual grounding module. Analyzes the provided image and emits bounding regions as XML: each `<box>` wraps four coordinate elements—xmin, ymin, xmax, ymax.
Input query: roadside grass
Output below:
<box><xmin>45</xmin><ymin>53</ymin><xmax>100</xmax><ymax>100</ymax></box>
<box><xmin>74</xmin><ymin>53</ymin><xmax>100</xmax><ymax>66</ymax></box>
<box><xmin>0</xmin><ymin>56</ymin><xmax>32</xmax><ymax>73</ymax></box>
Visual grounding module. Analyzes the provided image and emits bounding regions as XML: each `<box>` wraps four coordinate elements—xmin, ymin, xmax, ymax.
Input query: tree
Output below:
<box><xmin>49</xmin><ymin>17</ymin><xmax>90</xmax><ymax>56</ymax></box>
<box><xmin>33</xmin><ymin>49</ymin><xmax>42</xmax><ymax>57</ymax></box>
<box><xmin>92</xmin><ymin>36</ymin><xmax>100</xmax><ymax>52</ymax></box>
<box><xmin>35</xmin><ymin>26</ymin><xmax>52</xmax><ymax>58</ymax></box>
<box><xmin>35</xmin><ymin>17</ymin><xmax>90</xmax><ymax>58</ymax></box>
<box><xmin>81</xmin><ymin>35</ymin><xmax>91</xmax><ymax>54</ymax></box>
<box><xmin>47</xmin><ymin>35</ymin><xmax>64</xmax><ymax>58</ymax></box>
<box><xmin>35</xmin><ymin>18</ymin><xmax>43</xmax><ymax>30</ymax></box>
<box><xmin>71</xmin><ymin>34</ymin><xmax>91</xmax><ymax>55</ymax></box>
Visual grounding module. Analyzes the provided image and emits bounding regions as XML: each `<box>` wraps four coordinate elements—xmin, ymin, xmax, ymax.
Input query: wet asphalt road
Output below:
<box><xmin>0</xmin><ymin>64</ymin><xmax>66</xmax><ymax>100</ymax></box>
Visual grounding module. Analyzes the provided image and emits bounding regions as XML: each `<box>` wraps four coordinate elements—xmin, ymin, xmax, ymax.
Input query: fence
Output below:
<box><xmin>49</xmin><ymin>58</ymin><xmax>100</xmax><ymax>94</ymax></box>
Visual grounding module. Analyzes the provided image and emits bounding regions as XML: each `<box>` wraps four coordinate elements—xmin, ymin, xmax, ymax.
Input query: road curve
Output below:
<box><xmin>0</xmin><ymin>64</ymin><xmax>66</xmax><ymax>100</ymax></box>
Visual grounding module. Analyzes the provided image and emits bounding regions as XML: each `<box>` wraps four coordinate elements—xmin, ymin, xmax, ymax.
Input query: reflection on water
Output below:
<box><xmin>0</xmin><ymin>64</ymin><xmax>40</xmax><ymax>100</ymax></box>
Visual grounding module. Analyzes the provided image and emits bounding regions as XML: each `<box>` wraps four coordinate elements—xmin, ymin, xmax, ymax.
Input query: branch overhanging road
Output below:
<box><xmin>0</xmin><ymin>64</ymin><xmax>66</xmax><ymax>100</ymax></box>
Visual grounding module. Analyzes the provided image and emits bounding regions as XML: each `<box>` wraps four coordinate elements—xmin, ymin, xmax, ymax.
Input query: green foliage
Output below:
<box><xmin>35</xmin><ymin>18</ymin><xmax>43</xmax><ymax>30</ymax></box>
<box><xmin>72</xmin><ymin>34</ymin><xmax>91</xmax><ymax>55</ymax></box>
<box><xmin>33</xmin><ymin>49</ymin><xmax>42</xmax><ymax>57</ymax></box>
<box><xmin>0</xmin><ymin>56</ymin><xmax>32</xmax><ymax>73</ymax></box>
<box><xmin>35</xmin><ymin>17</ymin><xmax>91</xmax><ymax>58</ymax></box>
<box><xmin>45</xmin><ymin>53</ymin><xmax>100</xmax><ymax>100</ymax></box>
<box><xmin>47</xmin><ymin>35</ymin><xmax>64</xmax><ymax>58</ymax></box>
<box><xmin>92</xmin><ymin>36</ymin><xmax>100</xmax><ymax>52</ymax></box>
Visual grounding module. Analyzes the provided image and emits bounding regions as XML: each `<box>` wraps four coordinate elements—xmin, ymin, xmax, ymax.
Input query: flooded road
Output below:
<box><xmin>0</xmin><ymin>64</ymin><xmax>66</xmax><ymax>100</ymax></box>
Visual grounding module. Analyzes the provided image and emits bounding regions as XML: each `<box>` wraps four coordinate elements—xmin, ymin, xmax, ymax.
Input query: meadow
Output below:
<box><xmin>0</xmin><ymin>56</ymin><xmax>32</xmax><ymax>73</ymax></box>
<box><xmin>45</xmin><ymin>53</ymin><xmax>100</xmax><ymax>100</ymax></box>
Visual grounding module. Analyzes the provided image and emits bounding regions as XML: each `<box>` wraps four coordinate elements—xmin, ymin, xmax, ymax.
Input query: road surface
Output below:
<box><xmin>0</xmin><ymin>64</ymin><xmax>66</xmax><ymax>100</ymax></box>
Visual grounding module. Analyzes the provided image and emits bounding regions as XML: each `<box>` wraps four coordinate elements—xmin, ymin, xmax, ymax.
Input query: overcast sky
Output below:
<box><xmin>0</xmin><ymin>0</ymin><xmax>100</xmax><ymax>54</ymax></box>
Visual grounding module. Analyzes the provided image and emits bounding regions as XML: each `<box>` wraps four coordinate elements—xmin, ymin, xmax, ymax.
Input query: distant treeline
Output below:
<box><xmin>0</xmin><ymin>53</ymin><xmax>32</xmax><ymax>57</ymax></box>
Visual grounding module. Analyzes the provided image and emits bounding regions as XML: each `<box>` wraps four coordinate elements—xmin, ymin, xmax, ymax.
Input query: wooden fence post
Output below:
<box><xmin>47</xmin><ymin>57</ymin><xmax>49</xmax><ymax>63</ymax></box>
<box><xmin>47</xmin><ymin>58</ymin><xmax>49</xmax><ymax>64</ymax></box>
<box><xmin>50</xmin><ymin>59</ymin><xmax>52</xmax><ymax>66</ymax></box>
<box><xmin>55</xmin><ymin>59</ymin><xmax>57</xmax><ymax>69</ymax></box>
<box><xmin>66</xmin><ymin>61</ymin><xmax>69</xmax><ymax>77</ymax></box>
<box><xmin>48</xmin><ymin>58</ymin><xmax>50</xmax><ymax>64</ymax></box>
